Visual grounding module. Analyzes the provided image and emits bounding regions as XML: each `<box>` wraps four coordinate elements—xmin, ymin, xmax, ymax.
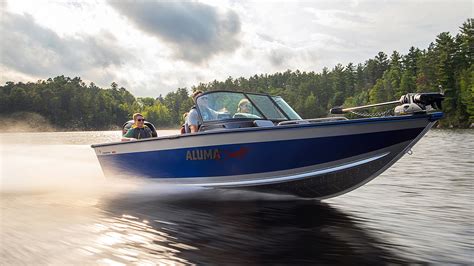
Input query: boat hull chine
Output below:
<box><xmin>233</xmin><ymin>146</ymin><xmax>398</xmax><ymax>199</ymax></box>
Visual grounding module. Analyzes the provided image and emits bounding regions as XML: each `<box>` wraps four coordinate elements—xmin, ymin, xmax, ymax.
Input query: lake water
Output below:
<box><xmin>1</xmin><ymin>129</ymin><xmax>473</xmax><ymax>265</ymax></box>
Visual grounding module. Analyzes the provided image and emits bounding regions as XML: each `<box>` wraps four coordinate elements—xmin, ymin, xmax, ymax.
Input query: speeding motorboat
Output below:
<box><xmin>92</xmin><ymin>90</ymin><xmax>444</xmax><ymax>199</ymax></box>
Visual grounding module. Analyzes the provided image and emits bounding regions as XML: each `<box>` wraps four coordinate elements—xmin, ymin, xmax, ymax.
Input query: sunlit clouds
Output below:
<box><xmin>1</xmin><ymin>0</ymin><xmax>471</xmax><ymax>97</ymax></box>
<box><xmin>109</xmin><ymin>1</ymin><xmax>242</xmax><ymax>64</ymax></box>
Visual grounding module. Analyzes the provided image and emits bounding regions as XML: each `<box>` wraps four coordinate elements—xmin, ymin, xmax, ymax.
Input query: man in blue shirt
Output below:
<box><xmin>186</xmin><ymin>91</ymin><xmax>217</xmax><ymax>133</ymax></box>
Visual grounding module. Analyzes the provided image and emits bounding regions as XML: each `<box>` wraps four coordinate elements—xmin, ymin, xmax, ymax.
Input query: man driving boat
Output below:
<box><xmin>186</xmin><ymin>91</ymin><xmax>217</xmax><ymax>133</ymax></box>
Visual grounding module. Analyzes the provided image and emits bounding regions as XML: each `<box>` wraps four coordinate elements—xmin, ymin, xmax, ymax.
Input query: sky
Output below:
<box><xmin>0</xmin><ymin>0</ymin><xmax>472</xmax><ymax>97</ymax></box>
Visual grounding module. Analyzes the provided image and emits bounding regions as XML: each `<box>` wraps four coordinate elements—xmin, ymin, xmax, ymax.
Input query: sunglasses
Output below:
<box><xmin>137</xmin><ymin>119</ymin><xmax>145</xmax><ymax>122</ymax></box>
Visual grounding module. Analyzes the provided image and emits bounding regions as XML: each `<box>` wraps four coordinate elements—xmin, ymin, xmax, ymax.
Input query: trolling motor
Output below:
<box><xmin>330</xmin><ymin>92</ymin><xmax>444</xmax><ymax>115</ymax></box>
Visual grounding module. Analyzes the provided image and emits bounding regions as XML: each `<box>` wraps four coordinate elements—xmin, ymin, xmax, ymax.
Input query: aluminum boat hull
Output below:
<box><xmin>92</xmin><ymin>112</ymin><xmax>442</xmax><ymax>199</ymax></box>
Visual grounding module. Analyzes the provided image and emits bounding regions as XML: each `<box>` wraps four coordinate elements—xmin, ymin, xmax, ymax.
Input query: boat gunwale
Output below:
<box><xmin>91</xmin><ymin>112</ymin><xmax>442</xmax><ymax>148</ymax></box>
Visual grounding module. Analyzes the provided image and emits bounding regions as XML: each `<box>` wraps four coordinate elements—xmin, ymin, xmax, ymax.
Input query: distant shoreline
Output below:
<box><xmin>1</xmin><ymin>122</ymin><xmax>471</xmax><ymax>133</ymax></box>
<box><xmin>1</xmin><ymin>111</ymin><xmax>472</xmax><ymax>132</ymax></box>
<box><xmin>0</xmin><ymin>125</ymin><xmax>181</xmax><ymax>133</ymax></box>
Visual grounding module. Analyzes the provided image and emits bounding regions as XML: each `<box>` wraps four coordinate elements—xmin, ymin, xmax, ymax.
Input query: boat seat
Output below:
<box><xmin>253</xmin><ymin>120</ymin><xmax>275</xmax><ymax>127</ymax></box>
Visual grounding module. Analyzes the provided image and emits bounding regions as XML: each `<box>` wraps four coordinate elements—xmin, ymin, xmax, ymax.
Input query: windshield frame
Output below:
<box><xmin>271</xmin><ymin>96</ymin><xmax>302</xmax><ymax>120</ymax></box>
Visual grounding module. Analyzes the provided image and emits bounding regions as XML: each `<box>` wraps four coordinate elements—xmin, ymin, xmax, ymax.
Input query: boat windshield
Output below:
<box><xmin>195</xmin><ymin>91</ymin><xmax>299</xmax><ymax>122</ymax></box>
<box><xmin>272</xmin><ymin>96</ymin><xmax>302</xmax><ymax>120</ymax></box>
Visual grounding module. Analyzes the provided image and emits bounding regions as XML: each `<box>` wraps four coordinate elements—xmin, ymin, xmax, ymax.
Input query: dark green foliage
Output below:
<box><xmin>0</xmin><ymin>77</ymin><xmax>137</xmax><ymax>130</ymax></box>
<box><xmin>1</xmin><ymin>19</ymin><xmax>472</xmax><ymax>129</ymax></box>
<box><xmin>190</xmin><ymin>19</ymin><xmax>472</xmax><ymax>127</ymax></box>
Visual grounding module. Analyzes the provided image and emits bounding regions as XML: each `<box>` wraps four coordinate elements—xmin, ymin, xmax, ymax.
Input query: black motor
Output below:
<box><xmin>394</xmin><ymin>92</ymin><xmax>444</xmax><ymax>115</ymax></box>
<box><xmin>399</xmin><ymin>92</ymin><xmax>444</xmax><ymax>110</ymax></box>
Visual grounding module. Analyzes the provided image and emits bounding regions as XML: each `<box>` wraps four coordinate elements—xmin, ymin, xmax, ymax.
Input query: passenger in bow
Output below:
<box><xmin>122</xmin><ymin>113</ymin><xmax>154</xmax><ymax>140</ymax></box>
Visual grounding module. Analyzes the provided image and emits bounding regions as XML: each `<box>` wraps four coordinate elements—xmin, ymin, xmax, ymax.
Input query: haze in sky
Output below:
<box><xmin>0</xmin><ymin>0</ymin><xmax>471</xmax><ymax>97</ymax></box>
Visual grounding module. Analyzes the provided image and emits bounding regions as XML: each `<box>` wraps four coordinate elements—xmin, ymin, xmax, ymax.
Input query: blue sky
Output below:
<box><xmin>0</xmin><ymin>0</ymin><xmax>471</xmax><ymax>97</ymax></box>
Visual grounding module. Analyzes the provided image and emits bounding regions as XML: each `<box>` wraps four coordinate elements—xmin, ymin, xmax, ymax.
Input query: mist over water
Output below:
<box><xmin>1</xmin><ymin>130</ymin><xmax>473</xmax><ymax>264</ymax></box>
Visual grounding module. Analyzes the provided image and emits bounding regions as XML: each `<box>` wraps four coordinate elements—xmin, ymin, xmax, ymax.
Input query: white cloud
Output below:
<box><xmin>0</xmin><ymin>10</ymin><xmax>130</xmax><ymax>86</ymax></box>
<box><xmin>1</xmin><ymin>0</ymin><xmax>472</xmax><ymax>97</ymax></box>
<box><xmin>108</xmin><ymin>0</ymin><xmax>241</xmax><ymax>64</ymax></box>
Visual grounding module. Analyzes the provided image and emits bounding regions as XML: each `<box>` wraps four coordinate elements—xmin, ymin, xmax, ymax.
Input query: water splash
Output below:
<box><xmin>0</xmin><ymin>131</ymin><xmax>144</xmax><ymax>196</ymax></box>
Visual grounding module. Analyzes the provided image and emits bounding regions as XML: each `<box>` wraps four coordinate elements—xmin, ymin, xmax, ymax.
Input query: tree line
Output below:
<box><xmin>0</xmin><ymin>19</ymin><xmax>472</xmax><ymax>130</ymax></box>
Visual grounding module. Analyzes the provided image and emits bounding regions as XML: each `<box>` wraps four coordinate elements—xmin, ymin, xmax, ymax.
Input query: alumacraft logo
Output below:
<box><xmin>186</xmin><ymin>147</ymin><xmax>248</xmax><ymax>161</ymax></box>
<box><xmin>186</xmin><ymin>149</ymin><xmax>221</xmax><ymax>161</ymax></box>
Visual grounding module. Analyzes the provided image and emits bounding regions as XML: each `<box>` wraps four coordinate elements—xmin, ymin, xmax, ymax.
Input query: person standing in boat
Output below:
<box><xmin>123</xmin><ymin>113</ymin><xmax>153</xmax><ymax>140</ymax></box>
<box><xmin>186</xmin><ymin>90</ymin><xmax>217</xmax><ymax>133</ymax></box>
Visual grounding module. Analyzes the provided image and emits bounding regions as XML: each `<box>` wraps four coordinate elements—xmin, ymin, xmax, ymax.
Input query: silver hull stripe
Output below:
<box><xmin>190</xmin><ymin>152</ymin><xmax>390</xmax><ymax>188</ymax></box>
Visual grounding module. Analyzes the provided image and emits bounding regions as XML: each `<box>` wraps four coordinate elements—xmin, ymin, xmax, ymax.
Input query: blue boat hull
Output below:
<box><xmin>92</xmin><ymin>113</ymin><xmax>441</xmax><ymax>199</ymax></box>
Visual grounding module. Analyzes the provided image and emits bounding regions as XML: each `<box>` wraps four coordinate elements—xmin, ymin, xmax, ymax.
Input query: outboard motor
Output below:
<box><xmin>395</xmin><ymin>92</ymin><xmax>444</xmax><ymax>115</ymax></box>
<box><xmin>330</xmin><ymin>92</ymin><xmax>444</xmax><ymax>116</ymax></box>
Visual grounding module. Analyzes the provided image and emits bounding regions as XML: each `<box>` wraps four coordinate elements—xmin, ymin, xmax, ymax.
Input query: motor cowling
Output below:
<box><xmin>394</xmin><ymin>103</ymin><xmax>424</xmax><ymax>115</ymax></box>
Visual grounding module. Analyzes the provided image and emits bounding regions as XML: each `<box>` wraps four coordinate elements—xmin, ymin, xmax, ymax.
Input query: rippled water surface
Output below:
<box><xmin>1</xmin><ymin>129</ymin><xmax>473</xmax><ymax>264</ymax></box>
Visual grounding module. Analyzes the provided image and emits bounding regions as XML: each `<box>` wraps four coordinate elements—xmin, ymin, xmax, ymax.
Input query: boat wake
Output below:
<box><xmin>109</xmin><ymin>182</ymin><xmax>300</xmax><ymax>205</ymax></box>
<box><xmin>0</xmin><ymin>143</ymin><xmax>134</xmax><ymax>195</ymax></box>
<box><xmin>0</xmin><ymin>141</ymin><xmax>296</xmax><ymax>203</ymax></box>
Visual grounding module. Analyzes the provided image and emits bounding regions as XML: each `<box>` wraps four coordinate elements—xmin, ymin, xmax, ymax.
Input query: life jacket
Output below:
<box><xmin>130</xmin><ymin>125</ymin><xmax>152</xmax><ymax>139</ymax></box>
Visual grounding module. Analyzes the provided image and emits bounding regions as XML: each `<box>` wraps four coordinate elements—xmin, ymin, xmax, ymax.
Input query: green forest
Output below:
<box><xmin>1</xmin><ymin>19</ymin><xmax>472</xmax><ymax>130</ymax></box>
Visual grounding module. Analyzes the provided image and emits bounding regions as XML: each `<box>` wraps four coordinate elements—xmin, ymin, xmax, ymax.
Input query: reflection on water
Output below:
<box><xmin>0</xmin><ymin>190</ymin><xmax>410</xmax><ymax>265</ymax></box>
<box><xmin>101</xmin><ymin>193</ymin><xmax>410</xmax><ymax>265</ymax></box>
<box><xmin>0</xmin><ymin>130</ymin><xmax>473</xmax><ymax>264</ymax></box>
